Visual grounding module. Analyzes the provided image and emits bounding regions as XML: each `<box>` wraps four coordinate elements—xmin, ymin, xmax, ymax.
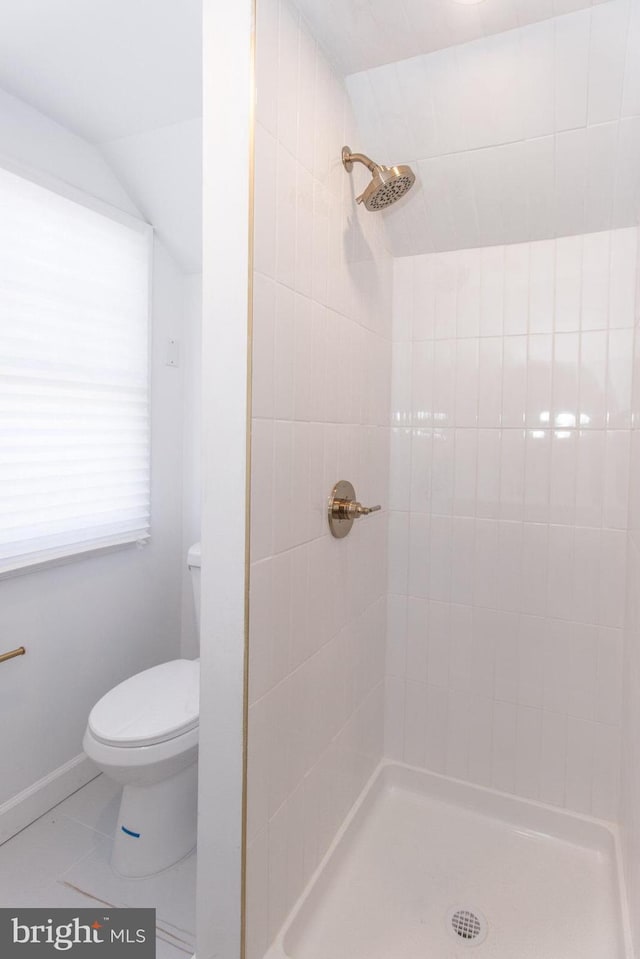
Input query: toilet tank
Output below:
<box><xmin>187</xmin><ymin>542</ymin><xmax>201</xmax><ymax>633</ymax></box>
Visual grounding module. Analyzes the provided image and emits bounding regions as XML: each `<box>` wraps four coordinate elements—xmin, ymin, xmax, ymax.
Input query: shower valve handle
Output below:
<box><xmin>355</xmin><ymin>503</ymin><xmax>381</xmax><ymax>516</ymax></box>
<box><xmin>328</xmin><ymin>481</ymin><xmax>382</xmax><ymax>538</ymax></box>
<box><xmin>331</xmin><ymin>498</ymin><xmax>381</xmax><ymax>520</ymax></box>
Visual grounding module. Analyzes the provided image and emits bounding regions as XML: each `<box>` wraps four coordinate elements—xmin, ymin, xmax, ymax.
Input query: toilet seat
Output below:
<box><xmin>88</xmin><ymin>659</ymin><xmax>199</xmax><ymax>748</ymax></box>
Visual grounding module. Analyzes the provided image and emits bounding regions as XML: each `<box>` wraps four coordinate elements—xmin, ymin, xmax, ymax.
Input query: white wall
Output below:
<box><xmin>386</xmin><ymin>228</ymin><xmax>635</xmax><ymax>820</ymax></box>
<box><xmin>101</xmin><ymin>118</ymin><xmax>203</xmax><ymax>274</ymax></box>
<box><xmin>98</xmin><ymin>117</ymin><xmax>204</xmax><ymax>656</ymax></box>
<box><xmin>246</xmin><ymin>1</ymin><xmax>393</xmax><ymax>955</ymax></box>
<box><xmin>0</xmin><ymin>87</ymin><xmax>138</xmax><ymax>215</ymax></box>
<box><xmin>0</xmin><ymin>88</ymin><xmax>190</xmax><ymax>810</ymax></box>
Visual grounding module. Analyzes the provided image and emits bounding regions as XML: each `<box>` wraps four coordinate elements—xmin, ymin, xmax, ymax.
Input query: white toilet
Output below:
<box><xmin>83</xmin><ymin>542</ymin><xmax>201</xmax><ymax>878</ymax></box>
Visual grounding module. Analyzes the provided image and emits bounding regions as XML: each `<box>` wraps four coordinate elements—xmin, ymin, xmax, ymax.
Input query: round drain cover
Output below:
<box><xmin>447</xmin><ymin>907</ymin><xmax>488</xmax><ymax>945</ymax></box>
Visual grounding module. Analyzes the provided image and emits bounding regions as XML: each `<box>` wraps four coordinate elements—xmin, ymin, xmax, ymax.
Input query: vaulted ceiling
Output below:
<box><xmin>0</xmin><ymin>0</ymin><xmax>202</xmax><ymax>272</ymax></box>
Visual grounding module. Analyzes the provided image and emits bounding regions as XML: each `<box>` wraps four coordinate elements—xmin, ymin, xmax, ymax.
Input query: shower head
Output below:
<box><xmin>341</xmin><ymin>146</ymin><xmax>415</xmax><ymax>211</ymax></box>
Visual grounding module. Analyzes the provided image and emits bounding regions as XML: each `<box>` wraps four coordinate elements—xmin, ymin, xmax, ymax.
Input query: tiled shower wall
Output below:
<box><xmin>346</xmin><ymin>0</ymin><xmax>640</xmax><ymax>257</ymax></box>
<box><xmin>385</xmin><ymin>227</ymin><xmax>637</xmax><ymax>820</ymax></box>
<box><xmin>246</xmin><ymin>0</ymin><xmax>393</xmax><ymax>956</ymax></box>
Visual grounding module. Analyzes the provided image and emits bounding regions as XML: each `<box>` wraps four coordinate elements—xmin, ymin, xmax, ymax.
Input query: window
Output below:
<box><xmin>0</xmin><ymin>164</ymin><xmax>152</xmax><ymax>575</ymax></box>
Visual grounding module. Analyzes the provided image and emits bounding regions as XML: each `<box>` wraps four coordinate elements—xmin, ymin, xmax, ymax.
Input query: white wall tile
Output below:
<box><xmin>476</xmin><ymin>429</ymin><xmax>502</xmax><ymax>519</ymax></box>
<box><xmin>404</xmin><ymin>680</ymin><xmax>428</xmax><ymax>766</ymax></box>
<box><xmin>455</xmin><ymin>340</ymin><xmax>479</xmax><ymax>427</ymax></box>
<box><xmin>515</xmin><ymin>705</ymin><xmax>542</xmax><ymax>799</ymax></box>
<box><xmin>518</xmin><ymin>615</ymin><xmax>546</xmax><ymax>708</ymax></box>
<box><xmin>502</xmin><ymin>337</ymin><xmax>528</xmax><ymax>427</ymax></box>
<box><xmin>607</xmin><ymin>328</ymin><xmax>634</xmax><ymax>428</ymax></box>
<box><xmin>519</xmin><ymin>19</ymin><xmax>555</xmax><ymax>140</ymax></box>
<box><xmin>467</xmin><ymin>694</ymin><xmax>494</xmax><ymax>786</ymax></box>
<box><xmin>424</xmin><ymin>685</ymin><xmax>448</xmax><ymax>773</ymax></box>
<box><xmin>499</xmin><ymin>430</ymin><xmax>526</xmax><ymax>520</ymax></box>
<box><xmin>254</xmin><ymin>124</ymin><xmax>278</xmax><ymax>279</ymax></box>
<box><xmin>581</xmin><ymin>232</ymin><xmax>610</xmax><ymax>331</ymax></box>
<box><xmin>540</xmin><ymin>711</ymin><xmax>567</xmax><ymax>806</ymax></box>
<box><xmin>478</xmin><ymin>337</ymin><xmax>504</xmax><ymax>426</ymax></box>
<box><xmin>432</xmin><ymin>340</ymin><xmax>456</xmax><ymax>426</ymax></box>
<box><xmin>549</xmin><ymin>429</ymin><xmax>577</xmax><ymax>525</ymax></box>
<box><xmin>526</xmin><ymin>333</ymin><xmax>553</xmax><ymax>427</ymax></box>
<box><xmin>596</xmin><ymin>626</ymin><xmax>624</xmax><ymax>726</ymax></box>
<box><xmin>387</xmin><ymin>229</ymin><xmax>632</xmax><ymax>825</ymax></box>
<box><xmin>592</xmin><ymin>722</ymin><xmax>621</xmax><ymax>820</ymax></box>
<box><xmin>389</xmin><ymin>428</ymin><xmax>412</xmax><ymax>511</ymax></box>
<box><xmin>604</xmin><ymin>431</ymin><xmax>631</xmax><ymax>529</ymax></box>
<box><xmin>565</xmin><ymin>716</ymin><xmax>594</xmax><ymax>813</ymax></box>
<box><xmin>554</xmin><ymin>9</ymin><xmax>590</xmax><ymax>130</ymax></box>
<box><xmin>456</xmin><ymin>249</ymin><xmax>482</xmax><ymax>338</ymax></box>
<box><xmin>503</xmin><ymin>244</ymin><xmax>530</xmax><ymax>335</ymax></box>
<box><xmin>492</xmin><ymin>700</ymin><xmax>518</xmax><ymax>793</ymax></box>
<box><xmin>528</xmin><ymin>240</ymin><xmax>555</xmax><ymax>334</ymax></box>
<box><xmin>384</xmin><ymin>676</ymin><xmax>406</xmax><ymax>758</ymax></box>
<box><xmin>412</xmin><ymin>255</ymin><xmax>436</xmax><ymax>341</ymax></box>
<box><xmin>575</xmin><ymin>431</ymin><xmax>605</xmax><ymax>527</ymax></box>
<box><xmin>521</xmin><ymin>522</ymin><xmax>549</xmax><ymax>616</ymax></box>
<box><xmin>584</xmin><ymin>122</ymin><xmax>618</xmax><ymax>235</ymax></box>
<box><xmin>610</xmin><ymin>228</ymin><xmax>638</xmax><ymax>328</ymax></box>
<box><xmin>411</xmin><ymin>341</ymin><xmax>433</xmax><ymax>426</ymax></box>
<box><xmin>480</xmin><ymin>246</ymin><xmax>505</xmax><ymax>336</ymax></box>
<box><xmin>623</xmin><ymin>0</ymin><xmax>640</xmax><ymax>117</ymax></box>
<box><xmin>255</xmin><ymin>0</ymin><xmax>279</xmax><ymax>137</ymax></box>
<box><xmin>407</xmin><ymin>597</ymin><xmax>429</xmax><ymax>685</ymax></box>
<box><xmin>587</xmin><ymin>0</ymin><xmax>631</xmax><ymax>126</ymax></box>
<box><xmin>431</xmin><ymin>430</ymin><xmax>454</xmax><ymax>515</ymax></box>
<box><xmin>555</xmin><ymin>235</ymin><xmax>582</xmax><ymax>333</ymax></box>
<box><xmin>524</xmin><ymin>429</ymin><xmax>551</xmax><ymax>523</ymax></box>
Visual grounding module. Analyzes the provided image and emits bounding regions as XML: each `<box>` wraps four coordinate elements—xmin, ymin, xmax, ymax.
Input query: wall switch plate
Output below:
<box><xmin>166</xmin><ymin>337</ymin><xmax>180</xmax><ymax>368</ymax></box>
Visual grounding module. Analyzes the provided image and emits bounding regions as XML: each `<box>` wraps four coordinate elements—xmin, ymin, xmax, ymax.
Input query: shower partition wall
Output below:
<box><xmin>247</xmin><ymin>0</ymin><xmax>393</xmax><ymax>954</ymax></box>
<box><xmin>245</xmin><ymin>0</ymin><xmax>640</xmax><ymax>956</ymax></box>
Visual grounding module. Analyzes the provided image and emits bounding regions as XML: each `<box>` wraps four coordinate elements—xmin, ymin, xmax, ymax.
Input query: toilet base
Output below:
<box><xmin>111</xmin><ymin>762</ymin><xmax>198</xmax><ymax>878</ymax></box>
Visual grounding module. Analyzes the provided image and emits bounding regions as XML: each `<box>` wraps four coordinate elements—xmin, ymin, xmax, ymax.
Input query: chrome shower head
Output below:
<box><xmin>342</xmin><ymin>146</ymin><xmax>415</xmax><ymax>211</ymax></box>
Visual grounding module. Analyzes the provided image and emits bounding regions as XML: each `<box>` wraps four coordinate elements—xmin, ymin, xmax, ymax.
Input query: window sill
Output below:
<box><xmin>0</xmin><ymin>535</ymin><xmax>150</xmax><ymax>581</ymax></box>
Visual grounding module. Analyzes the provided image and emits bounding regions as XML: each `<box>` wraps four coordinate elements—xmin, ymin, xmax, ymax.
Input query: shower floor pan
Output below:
<box><xmin>266</xmin><ymin>762</ymin><xmax>631</xmax><ymax>959</ymax></box>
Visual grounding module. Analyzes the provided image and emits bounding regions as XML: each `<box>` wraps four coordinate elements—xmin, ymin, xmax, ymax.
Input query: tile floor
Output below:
<box><xmin>0</xmin><ymin>775</ymin><xmax>196</xmax><ymax>958</ymax></box>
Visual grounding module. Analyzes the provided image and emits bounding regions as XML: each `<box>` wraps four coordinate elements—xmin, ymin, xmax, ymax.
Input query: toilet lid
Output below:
<box><xmin>88</xmin><ymin>659</ymin><xmax>199</xmax><ymax>747</ymax></box>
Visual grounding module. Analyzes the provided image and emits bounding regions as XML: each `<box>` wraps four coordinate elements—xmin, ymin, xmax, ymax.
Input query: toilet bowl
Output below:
<box><xmin>83</xmin><ymin>658</ymin><xmax>199</xmax><ymax>877</ymax></box>
<box><xmin>83</xmin><ymin>543</ymin><xmax>202</xmax><ymax>878</ymax></box>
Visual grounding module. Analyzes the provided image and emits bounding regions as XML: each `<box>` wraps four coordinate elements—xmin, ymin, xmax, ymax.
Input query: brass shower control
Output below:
<box><xmin>328</xmin><ymin>481</ymin><xmax>381</xmax><ymax>538</ymax></box>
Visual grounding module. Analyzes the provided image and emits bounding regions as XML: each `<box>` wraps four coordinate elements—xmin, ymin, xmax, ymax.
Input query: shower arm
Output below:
<box><xmin>341</xmin><ymin>148</ymin><xmax>381</xmax><ymax>174</ymax></box>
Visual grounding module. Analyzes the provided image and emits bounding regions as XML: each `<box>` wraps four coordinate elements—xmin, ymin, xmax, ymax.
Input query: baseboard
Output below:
<box><xmin>0</xmin><ymin>753</ymin><xmax>100</xmax><ymax>844</ymax></box>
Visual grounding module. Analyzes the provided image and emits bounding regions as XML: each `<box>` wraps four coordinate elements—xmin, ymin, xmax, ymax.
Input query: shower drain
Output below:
<box><xmin>447</xmin><ymin>907</ymin><xmax>488</xmax><ymax>945</ymax></box>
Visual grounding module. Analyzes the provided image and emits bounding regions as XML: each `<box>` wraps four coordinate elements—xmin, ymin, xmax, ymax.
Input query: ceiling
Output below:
<box><xmin>102</xmin><ymin>119</ymin><xmax>202</xmax><ymax>274</ymax></box>
<box><xmin>294</xmin><ymin>0</ymin><xmax>599</xmax><ymax>75</ymax></box>
<box><xmin>0</xmin><ymin>0</ymin><xmax>201</xmax><ymax>143</ymax></box>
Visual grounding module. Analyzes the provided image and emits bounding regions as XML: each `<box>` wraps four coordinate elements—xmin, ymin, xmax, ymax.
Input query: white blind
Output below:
<box><xmin>0</xmin><ymin>165</ymin><xmax>151</xmax><ymax>574</ymax></box>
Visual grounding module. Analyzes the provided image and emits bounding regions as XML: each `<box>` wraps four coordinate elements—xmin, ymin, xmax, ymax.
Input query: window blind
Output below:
<box><xmin>0</xmin><ymin>165</ymin><xmax>151</xmax><ymax>574</ymax></box>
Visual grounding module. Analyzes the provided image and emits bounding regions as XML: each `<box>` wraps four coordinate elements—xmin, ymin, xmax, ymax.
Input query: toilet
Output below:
<box><xmin>83</xmin><ymin>542</ymin><xmax>201</xmax><ymax>878</ymax></box>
